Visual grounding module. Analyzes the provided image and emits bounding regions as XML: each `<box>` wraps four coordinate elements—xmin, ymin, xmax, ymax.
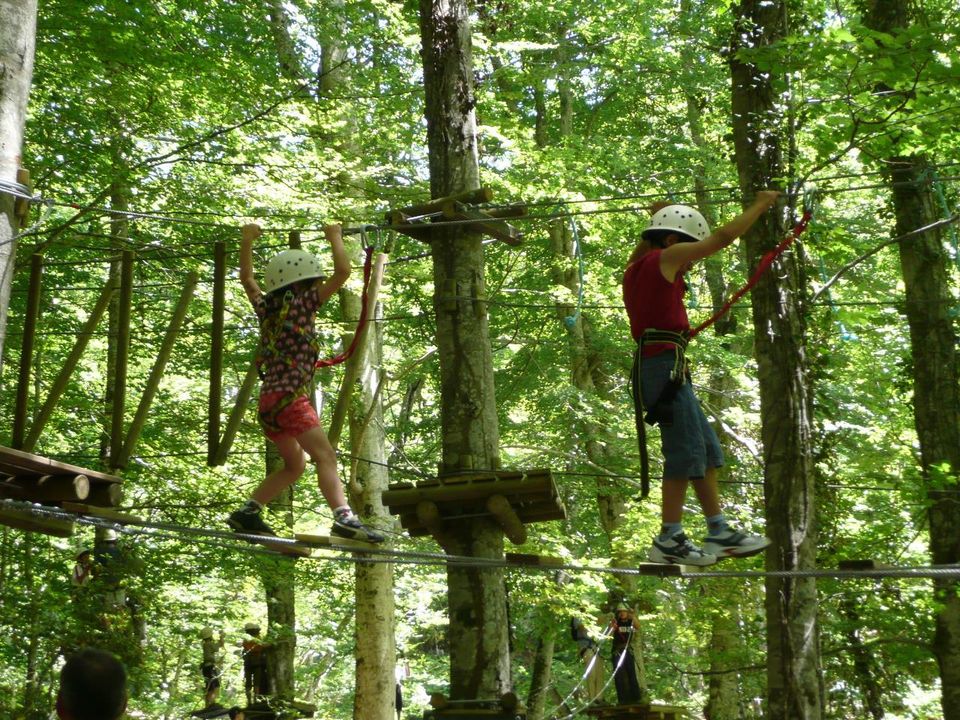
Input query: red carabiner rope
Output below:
<box><xmin>689</xmin><ymin>210</ymin><xmax>812</xmax><ymax>339</ymax></box>
<box><xmin>315</xmin><ymin>244</ymin><xmax>376</xmax><ymax>369</ymax></box>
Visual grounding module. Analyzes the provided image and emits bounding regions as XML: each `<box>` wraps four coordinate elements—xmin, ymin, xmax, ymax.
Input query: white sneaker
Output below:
<box><xmin>647</xmin><ymin>532</ymin><xmax>717</xmax><ymax>566</ymax></box>
<box><xmin>702</xmin><ymin>527</ymin><xmax>770</xmax><ymax>559</ymax></box>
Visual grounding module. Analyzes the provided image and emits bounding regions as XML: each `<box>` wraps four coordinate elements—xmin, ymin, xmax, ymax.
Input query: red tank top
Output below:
<box><xmin>622</xmin><ymin>250</ymin><xmax>689</xmax><ymax>356</ymax></box>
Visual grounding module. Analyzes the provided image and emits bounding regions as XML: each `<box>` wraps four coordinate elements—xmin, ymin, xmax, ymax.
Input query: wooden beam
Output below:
<box><xmin>442</xmin><ymin>202</ymin><xmax>522</xmax><ymax>245</ymax></box>
<box><xmin>10</xmin><ymin>474</ymin><xmax>90</xmax><ymax>503</ymax></box>
<box><xmin>485</xmin><ymin>494</ymin><xmax>526</xmax><ymax>544</ymax></box>
<box><xmin>0</xmin><ymin>446</ymin><xmax>123</xmax><ymax>486</ymax></box>
<box><xmin>85</xmin><ymin>481</ymin><xmax>123</xmax><ymax>508</ymax></box>
<box><xmin>14</xmin><ymin>168</ymin><xmax>31</xmax><ymax>227</ymax></box>
<box><xmin>0</xmin><ymin>505</ymin><xmax>74</xmax><ymax>538</ymax></box>
<box><xmin>12</xmin><ymin>254</ymin><xmax>42</xmax><ymax>449</ymax></box>
<box><xmin>327</xmin><ymin>245</ymin><xmax>389</xmax><ymax>450</ymax></box>
<box><xmin>212</xmin><ymin>360</ymin><xmax>259</xmax><ymax>467</ymax></box>
<box><xmin>383</xmin><ymin>472</ymin><xmax>552</xmax><ymax>509</ymax></box>
<box><xmin>416</xmin><ymin>500</ymin><xmax>445</xmax><ymax>538</ymax></box>
<box><xmin>22</xmin><ymin>274</ymin><xmax>119</xmax><ymax>452</ymax></box>
<box><xmin>395</xmin><ymin>188</ymin><xmax>494</xmax><ymax>218</ymax></box>
<box><xmin>109</xmin><ymin>250</ymin><xmax>134</xmax><ymax>468</ymax></box>
<box><xmin>208</xmin><ymin>241</ymin><xmax>226</xmax><ymax>465</ymax></box>
<box><xmin>117</xmin><ymin>272</ymin><xmax>198</xmax><ymax>468</ymax></box>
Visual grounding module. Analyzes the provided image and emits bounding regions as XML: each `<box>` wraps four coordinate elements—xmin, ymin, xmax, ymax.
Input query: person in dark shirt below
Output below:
<box><xmin>56</xmin><ymin>648</ymin><xmax>127</xmax><ymax>720</ymax></box>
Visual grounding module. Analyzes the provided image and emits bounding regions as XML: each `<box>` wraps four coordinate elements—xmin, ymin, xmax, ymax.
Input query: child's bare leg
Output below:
<box><xmin>660</xmin><ymin>478</ymin><xmax>689</xmax><ymax>525</ymax></box>
<box><xmin>691</xmin><ymin>466</ymin><xmax>722</xmax><ymax>518</ymax></box>
<box><xmin>252</xmin><ymin>435</ymin><xmax>307</xmax><ymax>505</ymax></box>
<box><xmin>295</xmin><ymin>425</ymin><xmax>348</xmax><ymax>510</ymax></box>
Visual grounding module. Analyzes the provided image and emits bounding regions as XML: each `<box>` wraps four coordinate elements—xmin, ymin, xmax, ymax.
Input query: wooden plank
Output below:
<box><xmin>838</xmin><ymin>559</ymin><xmax>895</xmax><ymax>571</ymax></box>
<box><xmin>396</xmin><ymin>188</ymin><xmax>494</xmax><ymax>218</ymax></box>
<box><xmin>0</xmin><ymin>505</ymin><xmax>75</xmax><ymax>538</ymax></box>
<box><xmin>505</xmin><ymin>552</ymin><xmax>564</xmax><ymax>567</ymax></box>
<box><xmin>0</xmin><ymin>446</ymin><xmax>122</xmax><ymax>486</ymax></box>
<box><xmin>294</xmin><ymin>533</ymin><xmax>377</xmax><ymax>551</ymax></box>
<box><xmin>61</xmin><ymin>502</ymin><xmax>142</xmax><ymax>525</ymax></box>
<box><xmin>638</xmin><ymin>563</ymin><xmax>684</xmax><ymax>577</ymax></box>
<box><xmin>6</xmin><ymin>474</ymin><xmax>90</xmax><ymax>503</ymax></box>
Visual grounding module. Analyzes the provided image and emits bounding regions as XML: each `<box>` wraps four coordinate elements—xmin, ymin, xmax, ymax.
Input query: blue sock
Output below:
<box><xmin>659</xmin><ymin>522</ymin><xmax>683</xmax><ymax>541</ymax></box>
<box><xmin>706</xmin><ymin>514</ymin><xmax>730</xmax><ymax>535</ymax></box>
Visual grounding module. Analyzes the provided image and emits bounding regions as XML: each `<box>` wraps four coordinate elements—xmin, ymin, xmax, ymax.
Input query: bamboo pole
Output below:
<box><xmin>12</xmin><ymin>255</ymin><xmax>43</xmax><ymax>449</ymax></box>
<box><xmin>212</xmin><ymin>360</ymin><xmax>259</xmax><ymax>466</ymax></box>
<box><xmin>326</xmin><ymin>248</ymin><xmax>388</xmax><ymax>450</ymax></box>
<box><xmin>207</xmin><ymin>241</ymin><xmax>226</xmax><ymax>466</ymax></box>
<box><xmin>109</xmin><ymin>250</ymin><xmax>134</xmax><ymax>468</ymax></box>
<box><xmin>23</xmin><ymin>275</ymin><xmax>119</xmax><ymax>452</ymax></box>
<box><xmin>116</xmin><ymin>272</ymin><xmax>198</xmax><ymax>468</ymax></box>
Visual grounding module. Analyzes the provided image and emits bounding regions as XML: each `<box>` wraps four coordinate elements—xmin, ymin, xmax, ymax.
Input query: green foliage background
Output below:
<box><xmin>0</xmin><ymin>0</ymin><xmax>958</xmax><ymax>718</ymax></box>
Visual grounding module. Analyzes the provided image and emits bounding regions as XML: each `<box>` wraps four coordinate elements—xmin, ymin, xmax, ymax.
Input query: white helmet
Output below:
<box><xmin>244</xmin><ymin>622</ymin><xmax>260</xmax><ymax>633</ymax></box>
<box><xmin>264</xmin><ymin>249</ymin><xmax>324</xmax><ymax>294</ymax></box>
<box><xmin>101</xmin><ymin>529</ymin><xmax>118</xmax><ymax>542</ymax></box>
<box><xmin>642</xmin><ymin>205</ymin><xmax>710</xmax><ymax>243</ymax></box>
<box><xmin>201</xmin><ymin>627</ymin><xmax>214</xmax><ymax>639</ymax></box>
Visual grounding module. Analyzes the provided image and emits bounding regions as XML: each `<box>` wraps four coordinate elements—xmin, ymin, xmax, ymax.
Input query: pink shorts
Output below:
<box><xmin>258</xmin><ymin>392</ymin><xmax>320</xmax><ymax>442</ymax></box>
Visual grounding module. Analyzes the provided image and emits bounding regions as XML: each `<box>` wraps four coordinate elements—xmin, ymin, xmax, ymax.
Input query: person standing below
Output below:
<box><xmin>242</xmin><ymin>623</ymin><xmax>270</xmax><ymax>703</ymax></box>
<box><xmin>56</xmin><ymin>648</ymin><xmax>127</xmax><ymax>720</ymax></box>
<box><xmin>623</xmin><ymin>195</ymin><xmax>779</xmax><ymax>565</ymax></box>
<box><xmin>200</xmin><ymin>627</ymin><xmax>225</xmax><ymax>708</ymax></box>
<box><xmin>570</xmin><ymin>616</ymin><xmax>605</xmax><ymax>703</ymax></box>
<box><xmin>609</xmin><ymin>606</ymin><xmax>642</xmax><ymax>706</ymax></box>
<box><xmin>227</xmin><ymin>222</ymin><xmax>383</xmax><ymax>543</ymax></box>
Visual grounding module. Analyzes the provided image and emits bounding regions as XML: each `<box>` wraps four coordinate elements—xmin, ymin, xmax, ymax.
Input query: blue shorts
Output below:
<box><xmin>640</xmin><ymin>351</ymin><xmax>724</xmax><ymax>479</ymax></box>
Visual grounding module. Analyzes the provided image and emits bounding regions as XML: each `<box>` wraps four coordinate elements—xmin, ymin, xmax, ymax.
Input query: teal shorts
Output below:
<box><xmin>640</xmin><ymin>350</ymin><xmax>724</xmax><ymax>479</ymax></box>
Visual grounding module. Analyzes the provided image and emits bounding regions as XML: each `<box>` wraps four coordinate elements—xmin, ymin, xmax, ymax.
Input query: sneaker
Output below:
<box><xmin>227</xmin><ymin>509</ymin><xmax>277</xmax><ymax>537</ymax></box>
<box><xmin>647</xmin><ymin>532</ymin><xmax>717</xmax><ymax>566</ymax></box>
<box><xmin>332</xmin><ymin>513</ymin><xmax>385</xmax><ymax>543</ymax></box>
<box><xmin>702</xmin><ymin>527</ymin><xmax>770</xmax><ymax>559</ymax></box>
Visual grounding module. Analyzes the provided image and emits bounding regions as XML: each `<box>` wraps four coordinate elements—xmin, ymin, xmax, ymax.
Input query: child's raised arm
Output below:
<box><xmin>660</xmin><ymin>191</ymin><xmax>780</xmax><ymax>281</ymax></box>
<box><xmin>239</xmin><ymin>223</ymin><xmax>263</xmax><ymax>303</ymax></box>
<box><xmin>314</xmin><ymin>223</ymin><xmax>352</xmax><ymax>303</ymax></box>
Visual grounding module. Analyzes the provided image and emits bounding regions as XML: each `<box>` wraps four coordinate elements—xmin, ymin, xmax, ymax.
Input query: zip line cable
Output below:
<box><xmin>3</xmin><ymin>498</ymin><xmax>957</xmax><ymax>580</ymax></box>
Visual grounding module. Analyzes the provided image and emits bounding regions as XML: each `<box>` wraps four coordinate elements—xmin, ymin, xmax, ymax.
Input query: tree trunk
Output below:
<box><xmin>341</xmin><ymin>242</ymin><xmax>397</xmax><ymax>720</ymax></box>
<box><xmin>419</xmin><ymin>0</ymin><xmax>510</xmax><ymax>700</ymax></box>
<box><xmin>890</xmin><ymin>157</ymin><xmax>960</xmax><ymax>718</ymax></box>
<box><xmin>525</xmin><ymin>635</ymin><xmax>555</xmax><ymax>720</ymax></box>
<box><xmin>858</xmin><ymin>0</ymin><xmax>960</xmax><ymax>714</ymax></box>
<box><xmin>261</xmin><ymin>479</ymin><xmax>297</xmax><ymax>702</ymax></box>
<box><xmin>0</xmin><ymin>0</ymin><xmax>37</xmax><ymax>372</ymax></box>
<box><xmin>729</xmin><ymin>0</ymin><xmax>823</xmax><ymax>717</ymax></box>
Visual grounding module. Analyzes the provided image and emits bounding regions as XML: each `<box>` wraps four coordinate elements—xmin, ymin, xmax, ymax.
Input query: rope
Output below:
<box><xmin>3</xmin><ymin>499</ymin><xmax>958</xmax><ymax>580</ymax></box>
<box><xmin>689</xmin><ymin>209</ymin><xmax>813</xmax><ymax>339</ymax></box>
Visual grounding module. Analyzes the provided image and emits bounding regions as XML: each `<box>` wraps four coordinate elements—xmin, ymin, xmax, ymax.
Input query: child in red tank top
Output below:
<box><xmin>622</xmin><ymin>193</ymin><xmax>779</xmax><ymax>565</ymax></box>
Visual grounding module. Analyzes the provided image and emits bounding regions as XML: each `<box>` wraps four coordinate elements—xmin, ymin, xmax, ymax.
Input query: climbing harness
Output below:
<box><xmin>254</xmin><ymin>229</ymin><xmax>380</xmax><ymax>434</ymax></box>
<box><xmin>630</xmin><ymin>330</ymin><xmax>690</xmax><ymax>498</ymax></box>
<box><xmin>631</xmin><ymin>189</ymin><xmax>818</xmax><ymax>496</ymax></box>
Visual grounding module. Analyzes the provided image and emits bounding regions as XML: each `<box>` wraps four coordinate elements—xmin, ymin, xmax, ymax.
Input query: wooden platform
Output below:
<box><xmin>424</xmin><ymin>693</ymin><xmax>524</xmax><ymax>719</ymax></box>
<box><xmin>585</xmin><ymin>703</ymin><xmax>688</xmax><ymax>719</ymax></box>
<box><xmin>382</xmin><ymin>469</ymin><xmax>565</xmax><ymax>543</ymax></box>
<box><xmin>0</xmin><ymin>445</ymin><xmax>123</xmax><ymax>507</ymax></box>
